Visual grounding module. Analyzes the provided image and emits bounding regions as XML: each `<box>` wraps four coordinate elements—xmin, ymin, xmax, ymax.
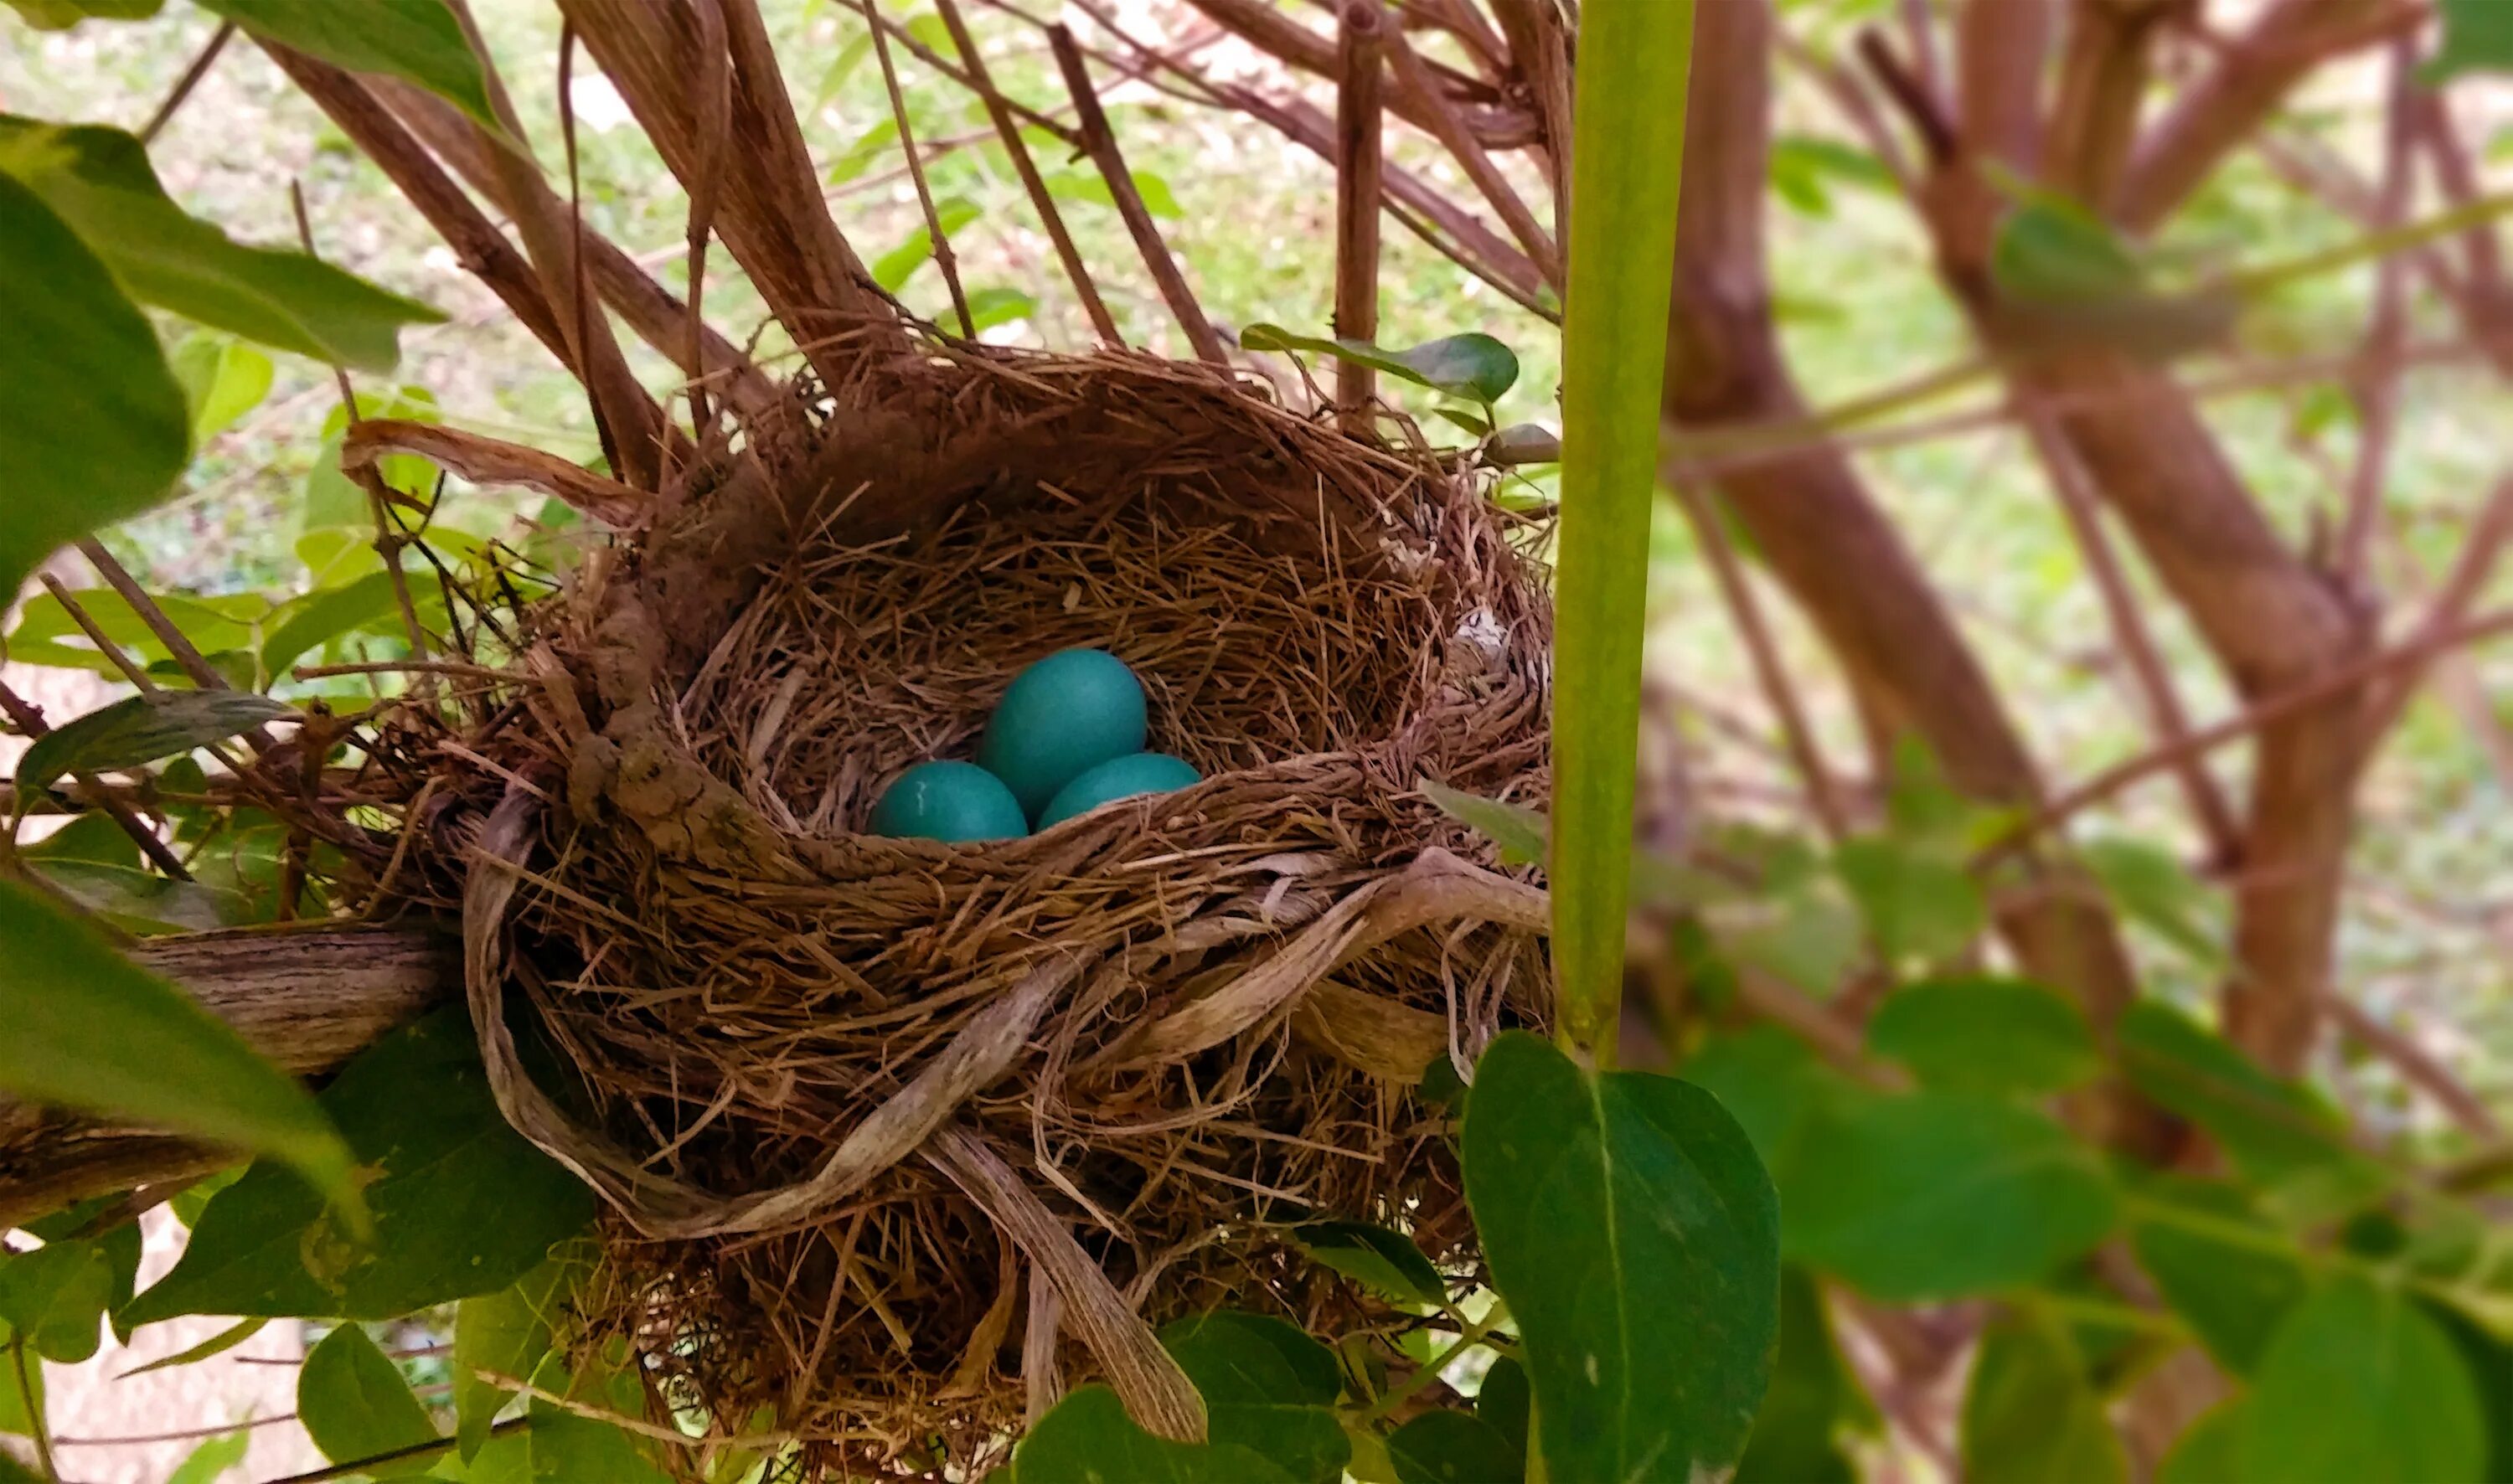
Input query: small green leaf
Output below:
<box><xmin>5</xmin><ymin>0</ymin><xmax>164</xmax><ymax>26</ymax></box>
<box><xmin>523</xmin><ymin>1347</ymin><xmax>674</xmax><ymax>1483</ymax></box>
<box><xmin>1959</xmin><ymin>1312</ymin><xmax>2127</xmax><ymax>1484</ymax></box>
<box><xmin>1474</xmin><ymin>1355</ymin><xmax>1530</xmax><ymax>1456</ymax></box>
<box><xmin>2079</xmin><ymin>838</ymin><xmax>2222</xmax><ymax>966</ymax></box>
<box><xmin>1678</xmin><ymin>1025</ymin><xmax>1859</xmax><ymax>1177</ymax></box>
<box><xmin>2128</xmin><ymin>1176</ymin><xmax>2309</xmax><ymax>1376</ymax></box>
<box><xmin>455</xmin><ymin>1258</ymin><xmax>578</xmax><ymax>1461</ymax></box>
<box><xmin>17</xmin><ymin>692</ymin><xmax>292</xmax><ymax>799</ymax></box>
<box><xmin>813</xmin><ymin>30</ymin><xmax>875</xmax><ymax>106</ymax></box>
<box><xmin>121</xmin><ymin>1316</ymin><xmax>268</xmax><ymax>1376</ymax></box>
<box><xmin>262</xmin><ymin>568</ymin><xmax>415</xmax><ymax>679</ymax></box>
<box><xmin>966</xmin><ymin>286</ymin><xmax>1035</xmax><ymax>333</ymax></box>
<box><xmin>1418</xmin><ymin>781</ymin><xmax>1546</xmax><ymax>867</ymax></box>
<box><xmin>2156</xmin><ymin>1399</ymin><xmax>2248</xmax><ymax>1484</ymax></box>
<box><xmin>1735</xmin><ymin>1270</ymin><xmax>1859</xmax><ymax>1484</ymax></box>
<box><xmin>1991</xmin><ymin>195</ymin><xmax>2144</xmax><ymax>306</ymax></box>
<box><xmin>2243</xmin><ymin>1275</ymin><xmax>2487</xmax><ymax>1484</ymax></box>
<box><xmin>0</xmin><ymin>173</ymin><xmax>188</xmax><ymax>602</ymax></box>
<box><xmin>171</xmin><ymin>334</ymin><xmax>276</xmax><ymax>444</ymax></box>
<box><xmin>1387</xmin><ymin>1410</ymin><xmax>1523</xmax><ymax>1484</ymax></box>
<box><xmin>195</xmin><ymin>0</ymin><xmax>503</xmax><ymax>137</ymax></box>
<box><xmin>1461</xmin><ymin>1032</ymin><xmax>1780</xmax><ymax>1481</ymax></box>
<box><xmin>1783</xmin><ymin>1092</ymin><xmax>2118</xmax><ymax>1300</ymax></box>
<box><xmin>871</xmin><ymin>197</ymin><xmax>981</xmax><ymax>293</ymax></box>
<box><xmin>1017</xmin><ymin>1385</ymin><xmax>1296</xmax><ymax>1483</ymax></box>
<box><xmin>166</xmin><ymin>1428</ymin><xmax>250</xmax><ymax>1484</ymax></box>
<box><xmin>827</xmin><ymin>118</ymin><xmax>898</xmax><ymax>184</ymax></box>
<box><xmin>1865</xmin><ymin>976</ymin><xmax>2099</xmax><ymax>1095</ymax></box>
<box><xmin>1293</xmin><ymin>1220</ymin><xmax>1447</xmax><ymax>1308</ymax></box>
<box><xmin>0</xmin><ymin>118</ymin><xmax>445</xmax><ymax>371</ymax></box>
<box><xmin>0</xmin><ymin>880</ymin><xmax>357</xmax><ymax>1214</ymax></box>
<box><xmin>1241</xmin><ymin>326</ymin><xmax>1520</xmax><ymax>404</ymax></box>
<box><xmin>0</xmin><ymin>1239</ymin><xmax>115</xmax><ymax>1363</ymax></box>
<box><xmin>1159</xmin><ymin>1311</ymin><xmax>1348</xmax><ymax>1484</ymax></box>
<box><xmin>1834</xmin><ymin>835</ymin><xmax>1987</xmax><ymax>966</ymax></box>
<box><xmin>2116</xmin><ymin>1001</ymin><xmax>2365</xmax><ymax>1190</ymax></box>
<box><xmin>300</xmin><ymin>1324</ymin><xmax>438</xmax><ymax>1476</ymax></box>
<box><xmin>126</xmin><ymin>1006</ymin><xmax>594</xmax><ymax>1324</ymax></box>
<box><xmin>2428</xmin><ymin>0</ymin><xmax>2513</xmax><ymax>82</ymax></box>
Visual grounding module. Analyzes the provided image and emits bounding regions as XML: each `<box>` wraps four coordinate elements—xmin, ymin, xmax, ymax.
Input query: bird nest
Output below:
<box><xmin>375</xmin><ymin>342</ymin><xmax>1553</xmax><ymax>1471</ymax></box>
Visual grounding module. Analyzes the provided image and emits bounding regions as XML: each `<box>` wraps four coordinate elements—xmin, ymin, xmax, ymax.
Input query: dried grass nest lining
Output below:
<box><xmin>444</xmin><ymin>352</ymin><xmax>1553</xmax><ymax>1456</ymax></box>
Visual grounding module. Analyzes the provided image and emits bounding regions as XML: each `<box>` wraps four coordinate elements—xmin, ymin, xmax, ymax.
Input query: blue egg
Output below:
<box><xmin>977</xmin><ymin>648</ymin><xmax>1148</xmax><ymax>821</ymax></box>
<box><xmin>1036</xmin><ymin>752</ymin><xmax>1202</xmax><ymax>828</ymax></box>
<box><xmin>868</xmin><ymin>761</ymin><xmax>1028</xmax><ymax>842</ymax></box>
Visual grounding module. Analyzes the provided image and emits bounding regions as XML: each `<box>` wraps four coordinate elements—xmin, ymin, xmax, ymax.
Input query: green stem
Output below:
<box><xmin>1551</xmin><ymin>0</ymin><xmax>1700</xmax><ymax>1064</ymax></box>
<box><xmin>266</xmin><ymin>1414</ymin><xmax>530</xmax><ymax>1482</ymax></box>
<box><xmin>2227</xmin><ymin>188</ymin><xmax>2513</xmax><ymax>301</ymax></box>
<box><xmin>8</xmin><ymin>1339</ymin><xmax>55</xmax><ymax>1484</ymax></box>
<box><xmin>1365</xmin><ymin>1312</ymin><xmax>1506</xmax><ymax>1422</ymax></box>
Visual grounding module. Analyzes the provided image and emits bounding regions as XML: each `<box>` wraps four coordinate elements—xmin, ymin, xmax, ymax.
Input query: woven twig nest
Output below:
<box><xmin>392</xmin><ymin>343</ymin><xmax>1552</xmax><ymax>1467</ymax></box>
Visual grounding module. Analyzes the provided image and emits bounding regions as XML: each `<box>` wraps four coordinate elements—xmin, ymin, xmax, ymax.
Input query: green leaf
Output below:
<box><xmin>2428</xmin><ymin>0</ymin><xmax>2513</xmax><ymax>82</ymax></box>
<box><xmin>121</xmin><ymin>1316</ymin><xmax>268</xmax><ymax>1376</ymax></box>
<box><xmin>0</xmin><ymin>1240</ymin><xmax>115</xmax><ymax>1363</ymax></box>
<box><xmin>1677</xmin><ymin>1026</ymin><xmax>1859</xmax><ymax>1177</ymax></box>
<box><xmin>166</xmin><ymin>1428</ymin><xmax>250</xmax><ymax>1484</ymax></box>
<box><xmin>2243</xmin><ymin>1275</ymin><xmax>2487</xmax><ymax>1484</ymax></box>
<box><xmin>1991</xmin><ymin>195</ymin><xmax>2144</xmax><ymax>306</ymax></box>
<box><xmin>1293</xmin><ymin>1221</ymin><xmax>1447</xmax><ymax>1308</ymax></box>
<box><xmin>194</xmin><ymin>0</ymin><xmax>502</xmax><ymax>137</ymax></box>
<box><xmin>262</xmin><ymin>567</ymin><xmax>416</xmax><ymax>679</ymax></box>
<box><xmin>2116</xmin><ymin>1001</ymin><xmax>2366</xmax><ymax>1193</ymax></box>
<box><xmin>1240</xmin><ymin>327</ymin><xmax>1520</xmax><ymax>404</ymax></box>
<box><xmin>1474</xmin><ymin>1355</ymin><xmax>1530</xmax><ymax>1457</ymax></box>
<box><xmin>171</xmin><ymin>334</ymin><xmax>276</xmax><ymax>443</ymax></box>
<box><xmin>1016</xmin><ymin>1385</ymin><xmax>1297</xmax><ymax>1483</ymax></box>
<box><xmin>0</xmin><ymin>879</ymin><xmax>357</xmax><ymax>1213</ymax></box>
<box><xmin>126</xmin><ymin>1006</ymin><xmax>594</xmax><ymax>1324</ymax></box>
<box><xmin>1418</xmin><ymin>781</ymin><xmax>1546</xmax><ymax>867</ymax></box>
<box><xmin>2128</xmin><ymin>1176</ymin><xmax>2308</xmax><ymax>1376</ymax></box>
<box><xmin>871</xmin><ymin>197</ymin><xmax>982</xmax><ymax>293</ymax></box>
<box><xmin>0</xmin><ymin>119</ymin><xmax>444</xmax><ymax>371</ymax></box>
<box><xmin>1865</xmin><ymin>976</ymin><xmax>2099</xmax><ymax>1095</ymax></box>
<box><xmin>0</xmin><ymin>1328</ymin><xmax>41</xmax><ymax>1439</ymax></box>
<box><xmin>1834</xmin><ymin>835</ymin><xmax>1987</xmax><ymax>966</ymax></box>
<box><xmin>1461</xmin><ymin>1032</ymin><xmax>1779</xmax><ymax>1481</ymax></box>
<box><xmin>0</xmin><ymin>173</ymin><xmax>189</xmax><ymax>601</ymax></box>
<box><xmin>456</xmin><ymin>1258</ymin><xmax>578</xmax><ymax>1461</ymax></box>
<box><xmin>1783</xmin><ymin>1092</ymin><xmax>2118</xmax><ymax>1300</ymax></box>
<box><xmin>2429</xmin><ymin>1300</ymin><xmax>2513</xmax><ymax>1484</ymax></box>
<box><xmin>4</xmin><ymin>585</ymin><xmax>265</xmax><ymax>678</ymax></box>
<box><xmin>1386</xmin><ymin>1411</ymin><xmax>1523</xmax><ymax>1484</ymax></box>
<box><xmin>5</xmin><ymin>0</ymin><xmax>165</xmax><ymax>27</ymax></box>
<box><xmin>1158</xmin><ymin>1311</ymin><xmax>1348</xmax><ymax>1484</ymax></box>
<box><xmin>826</xmin><ymin>119</ymin><xmax>898</xmax><ymax>184</ymax></box>
<box><xmin>966</xmin><ymin>286</ymin><xmax>1035</xmax><ymax>333</ymax></box>
<box><xmin>2156</xmin><ymin>1399</ymin><xmax>2248</xmax><ymax>1484</ymax></box>
<box><xmin>301</xmin><ymin>1324</ymin><xmax>438</xmax><ymax>1476</ymax></box>
<box><xmin>17</xmin><ymin>692</ymin><xmax>292</xmax><ymax>798</ymax></box>
<box><xmin>523</xmin><ymin>1347</ymin><xmax>674</xmax><ymax>1484</ymax></box>
<box><xmin>2079</xmin><ymin>838</ymin><xmax>2222</xmax><ymax>966</ymax></box>
<box><xmin>1735</xmin><ymin>1270</ymin><xmax>1858</xmax><ymax>1484</ymax></box>
<box><xmin>813</xmin><ymin>29</ymin><xmax>875</xmax><ymax>106</ymax></box>
<box><xmin>1959</xmin><ymin>1312</ymin><xmax>2127</xmax><ymax>1484</ymax></box>
<box><xmin>1713</xmin><ymin>878</ymin><xmax>1865</xmax><ymax>993</ymax></box>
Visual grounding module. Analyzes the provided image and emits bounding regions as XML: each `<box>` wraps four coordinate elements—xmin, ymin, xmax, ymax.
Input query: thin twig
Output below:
<box><xmin>932</xmin><ymin>0</ymin><xmax>1121</xmax><ymax>343</ymax></box>
<box><xmin>2338</xmin><ymin>40</ymin><xmax>2418</xmax><ymax>586</ymax></box>
<box><xmin>264</xmin><ymin>1417</ymin><xmax>530</xmax><ymax>1483</ymax></box>
<box><xmin>1333</xmin><ymin>0</ymin><xmax>1386</xmax><ymax>418</ymax></box>
<box><xmin>2319</xmin><ymin>992</ymin><xmax>2504</xmax><ymax>1141</ymax></box>
<box><xmin>138</xmin><ymin>19</ymin><xmax>235</xmax><ymax>144</ymax></box>
<box><xmin>1045</xmin><ymin>26</ymin><xmax>1228</xmax><ymax>363</ymax></box>
<box><xmin>860</xmin><ymin>0</ymin><xmax>973</xmax><ymax>337</ymax></box>
<box><xmin>2361</xmin><ymin>477</ymin><xmax>2513</xmax><ymax>747</ymax></box>
<box><xmin>1379</xmin><ymin>18</ymin><xmax>1561</xmax><ymax>289</ymax></box>
<box><xmin>73</xmin><ymin>541</ymin><xmax>230</xmax><ymax>695</ymax></box>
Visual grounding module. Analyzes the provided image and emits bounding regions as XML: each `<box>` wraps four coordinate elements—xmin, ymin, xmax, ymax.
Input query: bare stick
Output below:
<box><xmin>139</xmin><ymin>19</ymin><xmax>235</xmax><ymax>144</ymax></box>
<box><xmin>680</xmin><ymin>1</ymin><xmax>731</xmax><ymax>435</ymax></box>
<box><xmin>1380</xmin><ymin>21</ymin><xmax>1561</xmax><ymax>289</ymax></box>
<box><xmin>0</xmin><ymin>679</ymin><xmax>194</xmax><ymax>880</ymax></box>
<box><xmin>2361</xmin><ymin>477</ymin><xmax>2513</xmax><ymax>747</ymax></box>
<box><xmin>1333</xmin><ymin>0</ymin><xmax>1386</xmax><ymax>415</ymax></box>
<box><xmin>862</xmin><ymin>0</ymin><xmax>974</xmax><ymax>338</ymax></box>
<box><xmin>2338</xmin><ymin>40</ymin><xmax>2417</xmax><ymax>586</ymax></box>
<box><xmin>2022</xmin><ymin>411</ymin><xmax>2245</xmax><ymax>864</ymax></box>
<box><xmin>1045</xmin><ymin>26</ymin><xmax>1229</xmax><ymax>363</ymax></box>
<box><xmin>1668</xmin><ymin>479</ymin><xmax>1850</xmax><ymax>841</ymax></box>
<box><xmin>2320</xmin><ymin>992</ymin><xmax>2504</xmax><ymax>1141</ymax></box>
<box><xmin>932</xmin><ymin>0</ymin><xmax>1121</xmax><ymax>343</ymax></box>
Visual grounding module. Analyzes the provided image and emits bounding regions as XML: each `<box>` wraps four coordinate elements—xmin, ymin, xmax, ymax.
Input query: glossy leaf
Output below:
<box><xmin>300</xmin><ymin>1324</ymin><xmax>438</xmax><ymax>1476</ymax></box>
<box><xmin>2243</xmin><ymin>1275</ymin><xmax>2486</xmax><ymax>1484</ymax></box>
<box><xmin>1240</xmin><ymin>327</ymin><xmax>1520</xmax><ymax>404</ymax></box>
<box><xmin>1474</xmin><ymin>1355</ymin><xmax>1530</xmax><ymax>1456</ymax></box>
<box><xmin>1783</xmin><ymin>1092</ymin><xmax>2118</xmax><ymax>1300</ymax></box>
<box><xmin>17</xmin><ymin>692</ymin><xmax>291</xmax><ymax>798</ymax></box>
<box><xmin>1461</xmin><ymin>1032</ymin><xmax>1779</xmax><ymax>1481</ymax></box>
<box><xmin>196</xmin><ymin>0</ymin><xmax>502</xmax><ymax>136</ymax></box>
<box><xmin>1158</xmin><ymin>1311</ymin><xmax>1347</xmax><ymax>1484</ymax></box>
<box><xmin>1293</xmin><ymin>1221</ymin><xmax>1447</xmax><ymax>1308</ymax></box>
<box><xmin>126</xmin><ymin>1007</ymin><xmax>594</xmax><ymax>1323</ymax></box>
<box><xmin>1959</xmin><ymin>1312</ymin><xmax>2127</xmax><ymax>1484</ymax></box>
<box><xmin>1418</xmin><ymin>781</ymin><xmax>1546</xmax><ymax>867</ymax></box>
<box><xmin>1734</xmin><ymin>1270</ymin><xmax>1858</xmax><ymax>1484</ymax></box>
<box><xmin>1865</xmin><ymin>976</ymin><xmax>2099</xmax><ymax>1095</ymax></box>
<box><xmin>1834</xmin><ymin>835</ymin><xmax>1987</xmax><ymax>966</ymax></box>
<box><xmin>1387</xmin><ymin>1410</ymin><xmax>1523</xmax><ymax>1484</ymax></box>
<box><xmin>0</xmin><ymin>119</ymin><xmax>444</xmax><ymax>371</ymax></box>
<box><xmin>455</xmin><ymin>1258</ymin><xmax>577</xmax><ymax>1461</ymax></box>
<box><xmin>1016</xmin><ymin>1385</ymin><xmax>1296</xmax><ymax>1483</ymax></box>
<box><xmin>0</xmin><ymin>879</ymin><xmax>355</xmax><ymax>1212</ymax></box>
<box><xmin>171</xmin><ymin>333</ymin><xmax>276</xmax><ymax>443</ymax></box>
<box><xmin>0</xmin><ymin>1229</ymin><xmax>134</xmax><ymax>1364</ymax></box>
<box><xmin>0</xmin><ymin>173</ymin><xmax>188</xmax><ymax>601</ymax></box>
<box><xmin>2128</xmin><ymin>1177</ymin><xmax>2308</xmax><ymax>1376</ymax></box>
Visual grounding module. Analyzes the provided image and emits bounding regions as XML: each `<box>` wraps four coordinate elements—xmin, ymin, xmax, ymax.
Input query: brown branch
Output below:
<box><xmin>138</xmin><ymin>18</ymin><xmax>235</xmax><ymax>144</ymax></box>
<box><xmin>1334</xmin><ymin>0</ymin><xmax>1386</xmax><ymax>415</ymax></box>
<box><xmin>1380</xmin><ymin>18</ymin><xmax>1561</xmax><ymax>289</ymax></box>
<box><xmin>1487</xmin><ymin>0</ymin><xmax>1574</xmax><ymax>209</ymax></box>
<box><xmin>0</xmin><ymin>925</ymin><xmax>457</xmax><ymax>1230</ymax></box>
<box><xmin>932</xmin><ymin>0</ymin><xmax>1122</xmax><ymax>344</ymax></box>
<box><xmin>2361</xmin><ymin>478</ymin><xmax>2513</xmax><ymax>747</ymax></box>
<box><xmin>2319</xmin><ymin>992</ymin><xmax>2504</xmax><ymax>1141</ymax></box>
<box><xmin>1045</xmin><ymin>26</ymin><xmax>1229</xmax><ymax>363</ymax></box>
<box><xmin>1175</xmin><ymin>0</ymin><xmax>1540</xmax><ymax>147</ymax></box>
<box><xmin>2337</xmin><ymin>41</ymin><xmax>2418</xmax><ymax>586</ymax></box>
<box><xmin>860</xmin><ymin>0</ymin><xmax>974</xmax><ymax>338</ymax></box>
<box><xmin>2046</xmin><ymin>0</ymin><xmax>2173</xmax><ymax>208</ymax></box>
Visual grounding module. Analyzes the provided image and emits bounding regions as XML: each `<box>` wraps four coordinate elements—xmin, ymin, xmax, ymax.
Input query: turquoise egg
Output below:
<box><xmin>977</xmin><ymin>648</ymin><xmax>1148</xmax><ymax>821</ymax></box>
<box><xmin>1036</xmin><ymin>751</ymin><xmax>1202</xmax><ymax>828</ymax></box>
<box><xmin>868</xmin><ymin>761</ymin><xmax>1028</xmax><ymax>842</ymax></box>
